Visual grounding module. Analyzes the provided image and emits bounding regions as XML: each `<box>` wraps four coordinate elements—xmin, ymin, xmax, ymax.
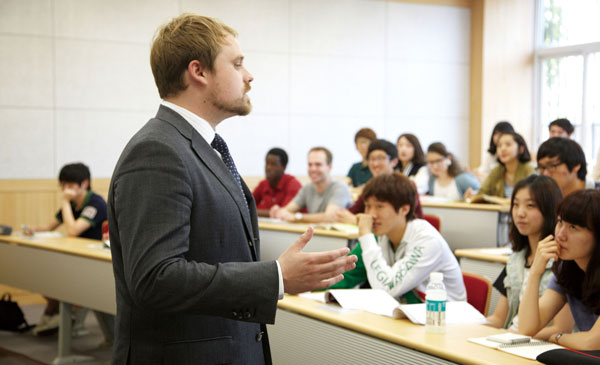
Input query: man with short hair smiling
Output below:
<box><xmin>253</xmin><ymin>147</ymin><xmax>301</xmax><ymax>217</ymax></box>
<box><xmin>271</xmin><ymin>146</ymin><xmax>352</xmax><ymax>223</ymax></box>
<box><xmin>327</xmin><ymin>172</ymin><xmax>466</xmax><ymax>302</ymax></box>
<box><xmin>537</xmin><ymin>137</ymin><xmax>598</xmax><ymax>196</ymax></box>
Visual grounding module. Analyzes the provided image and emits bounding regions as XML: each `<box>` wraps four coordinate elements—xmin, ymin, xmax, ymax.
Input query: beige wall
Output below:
<box><xmin>475</xmin><ymin>0</ymin><xmax>536</xmax><ymax>165</ymax></box>
<box><xmin>2</xmin><ymin>0</ymin><xmax>538</xmax><ymax>228</ymax></box>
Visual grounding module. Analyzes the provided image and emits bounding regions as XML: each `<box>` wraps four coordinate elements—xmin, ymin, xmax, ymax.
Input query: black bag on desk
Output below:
<box><xmin>538</xmin><ymin>348</ymin><xmax>600</xmax><ymax>364</ymax></box>
<box><xmin>0</xmin><ymin>293</ymin><xmax>32</xmax><ymax>332</ymax></box>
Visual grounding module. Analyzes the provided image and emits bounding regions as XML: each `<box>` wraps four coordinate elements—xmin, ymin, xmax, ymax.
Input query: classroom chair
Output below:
<box><xmin>423</xmin><ymin>214</ymin><xmax>441</xmax><ymax>232</ymax></box>
<box><xmin>462</xmin><ymin>272</ymin><xmax>492</xmax><ymax>316</ymax></box>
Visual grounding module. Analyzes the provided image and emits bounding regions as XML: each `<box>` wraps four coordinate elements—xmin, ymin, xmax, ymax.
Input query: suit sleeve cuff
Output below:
<box><xmin>276</xmin><ymin>260</ymin><xmax>284</xmax><ymax>299</ymax></box>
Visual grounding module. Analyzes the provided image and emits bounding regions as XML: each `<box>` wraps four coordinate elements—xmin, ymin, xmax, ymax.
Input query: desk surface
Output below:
<box><xmin>278</xmin><ymin>295</ymin><xmax>537</xmax><ymax>364</ymax></box>
<box><xmin>258</xmin><ymin>220</ymin><xmax>358</xmax><ymax>239</ymax></box>
<box><xmin>421</xmin><ymin>199</ymin><xmax>510</xmax><ymax>213</ymax></box>
<box><xmin>455</xmin><ymin>248</ymin><xmax>510</xmax><ymax>264</ymax></box>
<box><xmin>0</xmin><ymin>234</ymin><xmax>110</xmax><ymax>261</ymax></box>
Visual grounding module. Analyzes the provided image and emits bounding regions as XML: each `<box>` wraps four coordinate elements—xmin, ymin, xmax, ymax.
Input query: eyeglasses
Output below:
<box><xmin>536</xmin><ymin>162</ymin><xmax>563</xmax><ymax>173</ymax></box>
<box><xmin>368</xmin><ymin>155</ymin><xmax>391</xmax><ymax>162</ymax></box>
<box><xmin>427</xmin><ymin>158</ymin><xmax>445</xmax><ymax>166</ymax></box>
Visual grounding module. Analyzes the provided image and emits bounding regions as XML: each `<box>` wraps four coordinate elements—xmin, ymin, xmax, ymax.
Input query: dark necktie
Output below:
<box><xmin>211</xmin><ymin>133</ymin><xmax>250</xmax><ymax>215</ymax></box>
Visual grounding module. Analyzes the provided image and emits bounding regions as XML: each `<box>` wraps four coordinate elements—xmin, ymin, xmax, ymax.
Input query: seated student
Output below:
<box><xmin>466</xmin><ymin>132</ymin><xmax>534</xmax><ymax>204</ymax></box>
<box><xmin>347</xmin><ymin>128</ymin><xmax>377</xmax><ymax>187</ymax></box>
<box><xmin>336</xmin><ymin>139</ymin><xmax>423</xmax><ymax>224</ymax></box>
<box><xmin>24</xmin><ymin>163</ymin><xmax>112</xmax><ymax>337</ymax></box>
<box><xmin>519</xmin><ymin>190</ymin><xmax>600</xmax><ymax>350</ymax></box>
<box><xmin>537</xmin><ymin>137</ymin><xmax>599</xmax><ymax>196</ymax></box>
<box><xmin>252</xmin><ymin>147</ymin><xmax>301</xmax><ymax>217</ymax></box>
<box><xmin>327</xmin><ymin>172</ymin><xmax>466</xmax><ymax>302</ymax></box>
<box><xmin>426</xmin><ymin>142</ymin><xmax>480</xmax><ymax>200</ymax></box>
<box><xmin>487</xmin><ymin>175</ymin><xmax>573</xmax><ymax>335</ymax></box>
<box><xmin>271</xmin><ymin>147</ymin><xmax>352</xmax><ymax>223</ymax></box>
<box><xmin>548</xmin><ymin>118</ymin><xmax>574</xmax><ymax>139</ymax></box>
<box><xmin>396</xmin><ymin>133</ymin><xmax>428</xmax><ymax>194</ymax></box>
<box><xmin>476</xmin><ymin>121</ymin><xmax>515</xmax><ymax>181</ymax></box>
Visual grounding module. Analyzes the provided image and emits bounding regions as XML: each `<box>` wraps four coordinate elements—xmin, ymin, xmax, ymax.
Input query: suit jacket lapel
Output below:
<box><xmin>155</xmin><ymin>106</ymin><xmax>258</xmax><ymax>255</ymax></box>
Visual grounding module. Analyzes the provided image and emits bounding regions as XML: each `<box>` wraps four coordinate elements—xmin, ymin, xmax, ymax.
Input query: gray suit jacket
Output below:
<box><xmin>108</xmin><ymin>105</ymin><xmax>279</xmax><ymax>364</ymax></box>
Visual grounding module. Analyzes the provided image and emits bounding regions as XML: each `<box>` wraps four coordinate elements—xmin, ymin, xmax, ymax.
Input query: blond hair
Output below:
<box><xmin>150</xmin><ymin>13</ymin><xmax>237</xmax><ymax>98</ymax></box>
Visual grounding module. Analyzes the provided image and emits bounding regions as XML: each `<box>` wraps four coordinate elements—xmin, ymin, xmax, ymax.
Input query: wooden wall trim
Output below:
<box><xmin>469</xmin><ymin>0</ymin><xmax>484</xmax><ymax>168</ymax></box>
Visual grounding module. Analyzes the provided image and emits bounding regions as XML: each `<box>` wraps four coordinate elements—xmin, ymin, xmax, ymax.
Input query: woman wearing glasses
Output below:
<box><xmin>425</xmin><ymin>142</ymin><xmax>480</xmax><ymax>200</ymax></box>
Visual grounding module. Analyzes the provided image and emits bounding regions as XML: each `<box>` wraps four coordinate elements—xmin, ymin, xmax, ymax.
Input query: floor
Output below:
<box><xmin>0</xmin><ymin>285</ymin><xmax>112</xmax><ymax>365</ymax></box>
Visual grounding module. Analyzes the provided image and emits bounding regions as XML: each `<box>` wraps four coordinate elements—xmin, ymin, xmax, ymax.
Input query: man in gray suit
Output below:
<box><xmin>108</xmin><ymin>13</ymin><xmax>357</xmax><ymax>364</ymax></box>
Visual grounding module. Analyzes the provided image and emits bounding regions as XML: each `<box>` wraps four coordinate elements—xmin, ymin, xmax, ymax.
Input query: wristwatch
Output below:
<box><xmin>294</xmin><ymin>212</ymin><xmax>303</xmax><ymax>221</ymax></box>
<box><xmin>555</xmin><ymin>332</ymin><xmax>563</xmax><ymax>344</ymax></box>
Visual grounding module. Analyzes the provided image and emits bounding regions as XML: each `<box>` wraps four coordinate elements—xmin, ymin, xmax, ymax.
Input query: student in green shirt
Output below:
<box><xmin>347</xmin><ymin>128</ymin><xmax>377</xmax><ymax>187</ymax></box>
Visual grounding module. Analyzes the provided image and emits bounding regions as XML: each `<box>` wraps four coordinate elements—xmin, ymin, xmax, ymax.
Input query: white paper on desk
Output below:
<box><xmin>33</xmin><ymin>231</ymin><xmax>63</xmax><ymax>238</ymax></box>
<box><xmin>299</xmin><ymin>289</ymin><xmax>400</xmax><ymax>316</ymax></box>
<box><xmin>498</xmin><ymin>342</ymin><xmax>562</xmax><ymax>360</ymax></box>
<box><xmin>328</xmin><ymin>289</ymin><xmax>400</xmax><ymax>317</ymax></box>
<box><xmin>330</xmin><ymin>223</ymin><xmax>359</xmax><ymax>235</ymax></box>
<box><xmin>394</xmin><ymin>301</ymin><xmax>487</xmax><ymax>325</ymax></box>
<box><xmin>299</xmin><ymin>292</ymin><xmax>328</xmax><ymax>303</ymax></box>
<box><xmin>469</xmin><ymin>337</ymin><xmax>562</xmax><ymax>360</ymax></box>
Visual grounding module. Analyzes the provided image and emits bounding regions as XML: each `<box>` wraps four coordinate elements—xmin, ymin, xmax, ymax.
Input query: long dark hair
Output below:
<box><xmin>488</xmin><ymin>121</ymin><xmax>514</xmax><ymax>154</ymax></box>
<box><xmin>427</xmin><ymin>142</ymin><xmax>463</xmax><ymax>177</ymax></box>
<box><xmin>553</xmin><ymin>190</ymin><xmax>600</xmax><ymax>314</ymax></box>
<box><xmin>509</xmin><ymin>175</ymin><xmax>562</xmax><ymax>257</ymax></box>
<box><xmin>397</xmin><ymin>133</ymin><xmax>426</xmax><ymax>166</ymax></box>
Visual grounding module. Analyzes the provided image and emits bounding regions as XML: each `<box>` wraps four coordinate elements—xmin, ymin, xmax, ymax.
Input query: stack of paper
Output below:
<box><xmin>299</xmin><ymin>289</ymin><xmax>487</xmax><ymax>325</ymax></box>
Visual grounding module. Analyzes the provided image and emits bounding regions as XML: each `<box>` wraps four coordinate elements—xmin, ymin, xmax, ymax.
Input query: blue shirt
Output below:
<box><xmin>548</xmin><ymin>274</ymin><xmax>599</xmax><ymax>332</ymax></box>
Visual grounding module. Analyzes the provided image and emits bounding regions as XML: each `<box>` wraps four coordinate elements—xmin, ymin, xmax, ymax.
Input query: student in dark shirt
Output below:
<box><xmin>24</xmin><ymin>163</ymin><xmax>108</xmax><ymax>336</ymax></box>
<box><xmin>347</xmin><ymin>128</ymin><xmax>377</xmax><ymax>187</ymax></box>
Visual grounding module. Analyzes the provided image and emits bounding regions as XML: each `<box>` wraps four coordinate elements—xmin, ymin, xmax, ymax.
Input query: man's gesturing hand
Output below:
<box><xmin>278</xmin><ymin>227</ymin><xmax>357</xmax><ymax>294</ymax></box>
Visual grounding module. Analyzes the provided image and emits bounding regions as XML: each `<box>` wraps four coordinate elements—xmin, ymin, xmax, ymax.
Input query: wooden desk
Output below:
<box><xmin>422</xmin><ymin>200</ymin><xmax>510</xmax><ymax>251</ymax></box>
<box><xmin>0</xmin><ymin>234</ymin><xmax>115</xmax><ymax>364</ymax></box>
<box><xmin>269</xmin><ymin>295</ymin><xmax>538</xmax><ymax>364</ymax></box>
<box><xmin>258</xmin><ymin>220</ymin><xmax>357</xmax><ymax>261</ymax></box>
<box><xmin>455</xmin><ymin>248</ymin><xmax>510</xmax><ymax>316</ymax></box>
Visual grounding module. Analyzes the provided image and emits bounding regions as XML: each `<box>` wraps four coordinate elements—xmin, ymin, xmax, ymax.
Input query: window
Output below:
<box><xmin>534</xmin><ymin>0</ymin><xmax>600</xmax><ymax>160</ymax></box>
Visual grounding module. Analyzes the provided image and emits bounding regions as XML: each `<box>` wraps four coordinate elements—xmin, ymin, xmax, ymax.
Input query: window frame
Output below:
<box><xmin>533</xmin><ymin>0</ymin><xmax>600</xmax><ymax>159</ymax></box>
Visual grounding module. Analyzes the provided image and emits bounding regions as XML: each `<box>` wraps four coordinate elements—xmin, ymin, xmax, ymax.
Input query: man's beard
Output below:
<box><xmin>212</xmin><ymin>86</ymin><xmax>252</xmax><ymax>116</ymax></box>
<box><xmin>213</xmin><ymin>97</ymin><xmax>252</xmax><ymax>116</ymax></box>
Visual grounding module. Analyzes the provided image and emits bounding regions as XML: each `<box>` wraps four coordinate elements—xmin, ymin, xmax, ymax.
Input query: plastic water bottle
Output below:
<box><xmin>425</xmin><ymin>272</ymin><xmax>446</xmax><ymax>333</ymax></box>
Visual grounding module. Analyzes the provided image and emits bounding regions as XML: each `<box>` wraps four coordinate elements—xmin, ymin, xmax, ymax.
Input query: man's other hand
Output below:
<box><xmin>278</xmin><ymin>226</ymin><xmax>357</xmax><ymax>294</ymax></box>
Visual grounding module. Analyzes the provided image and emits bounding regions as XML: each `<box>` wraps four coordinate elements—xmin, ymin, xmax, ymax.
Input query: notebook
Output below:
<box><xmin>469</xmin><ymin>335</ymin><xmax>563</xmax><ymax>360</ymax></box>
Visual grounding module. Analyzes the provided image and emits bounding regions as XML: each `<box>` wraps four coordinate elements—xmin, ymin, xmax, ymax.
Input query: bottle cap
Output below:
<box><xmin>430</xmin><ymin>272</ymin><xmax>443</xmax><ymax>282</ymax></box>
